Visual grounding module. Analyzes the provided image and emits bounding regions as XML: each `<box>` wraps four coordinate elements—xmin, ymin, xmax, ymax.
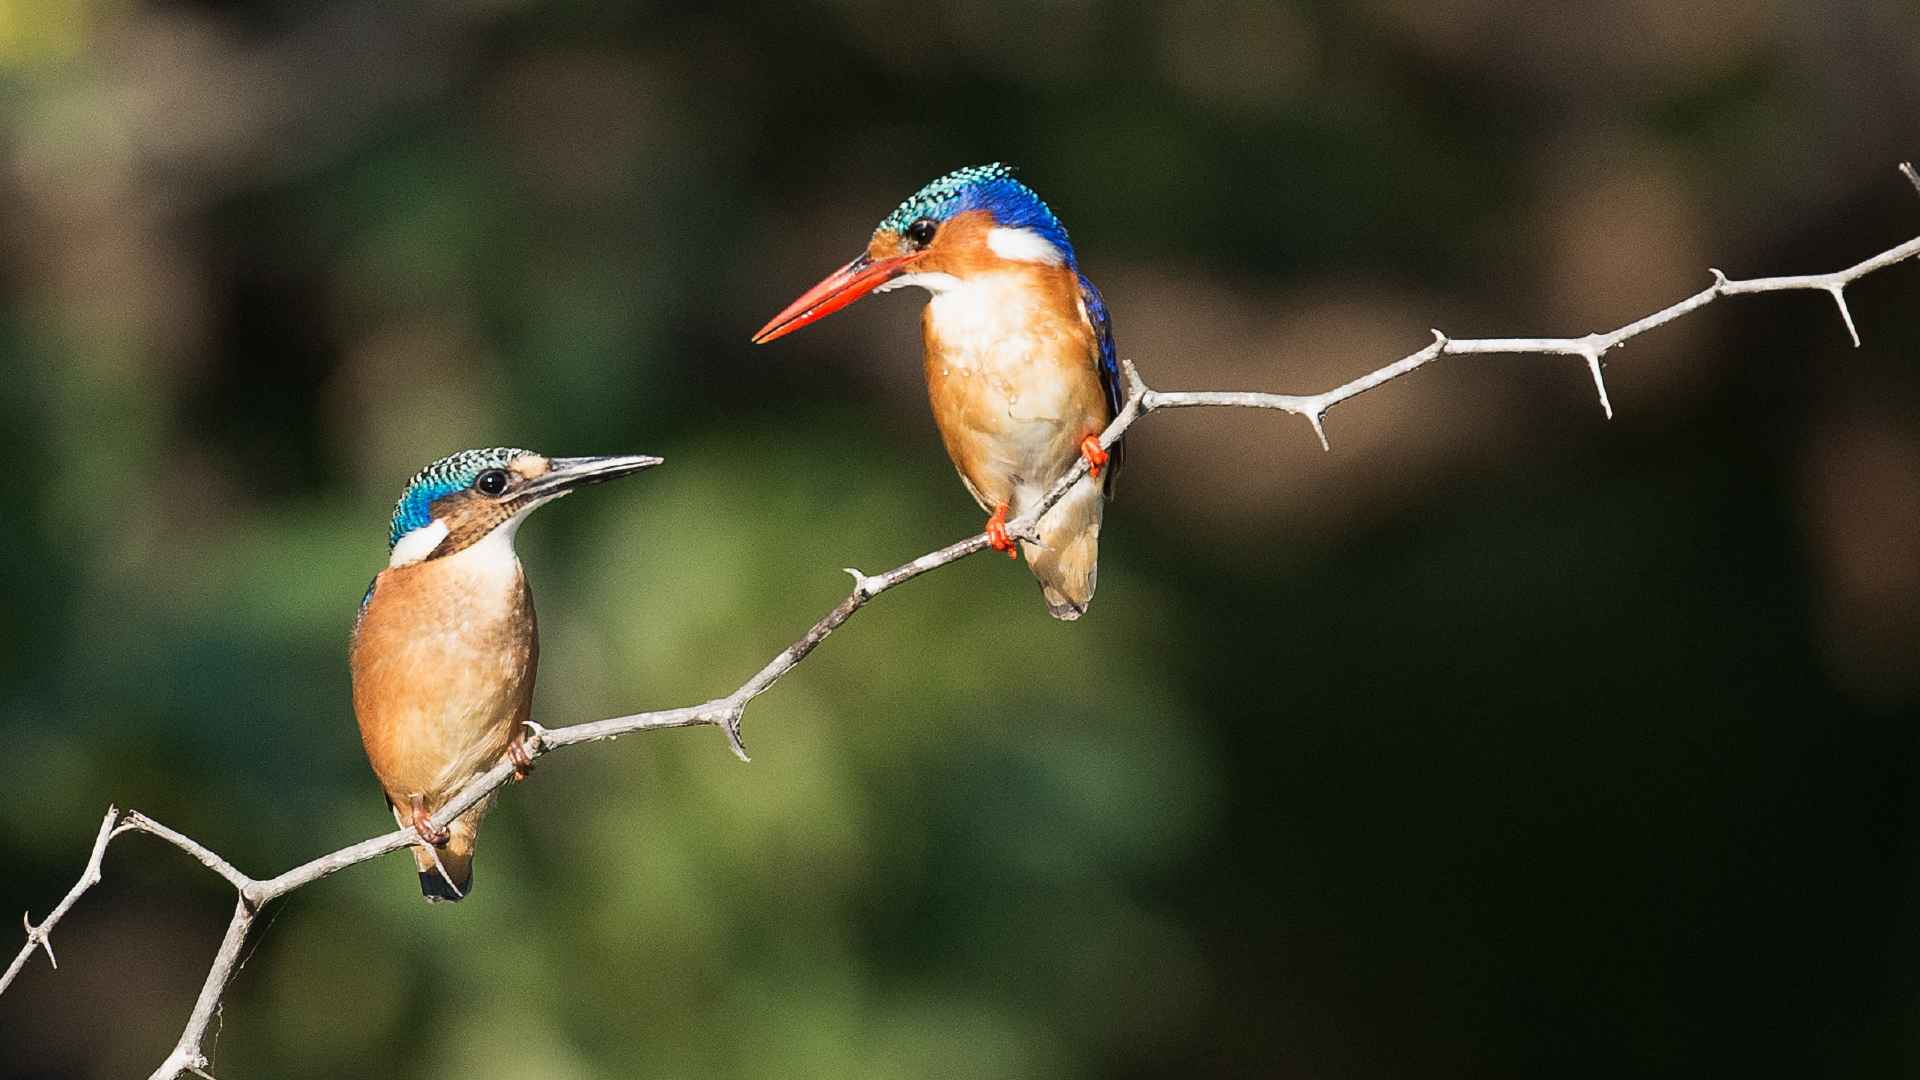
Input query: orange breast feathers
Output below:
<box><xmin>920</xmin><ymin>264</ymin><xmax>1112</xmax><ymax>515</ymax></box>
<box><xmin>350</xmin><ymin>555</ymin><xmax>538</xmax><ymax>807</ymax></box>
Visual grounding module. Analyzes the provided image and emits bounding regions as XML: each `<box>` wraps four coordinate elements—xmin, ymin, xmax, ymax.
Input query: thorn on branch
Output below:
<box><xmin>520</xmin><ymin>720</ymin><xmax>549</xmax><ymax>755</ymax></box>
<box><xmin>1826</xmin><ymin>284</ymin><xmax>1861</xmax><ymax>347</ymax></box>
<box><xmin>1709</xmin><ymin>267</ymin><xmax>1730</xmax><ymax>291</ymax></box>
<box><xmin>22</xmin><ymin>913</ymin><xmax>55</xmax><ymax>968</ymax></box>
<box><xmin>1308</xmin><ymin>412</ymin><xmax>1330</xmax><ymax>452</ymax></box>
<box><xmin>1901</xmin><ymin>162</ymin><xmax>1919</xmax><ymax>199</ymax></box>
<box><xmin>718</xmin><ymin>706</ymin><xmax>750</xmax><ymax>763</ymax></box>
<box><xmin>1580</xmin><ymin>347</ymin><xmax>1614</xmax><ymax>420</ymax></box>
<box><xmin>842</xmin><ymin>567</ymin><xmax>878</xmax><ymax>600</ymax></box>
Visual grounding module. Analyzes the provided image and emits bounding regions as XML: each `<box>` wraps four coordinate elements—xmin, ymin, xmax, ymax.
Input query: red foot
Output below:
<box><xmin>1079</xmin><ymin>434</ymin><xmax>1110</xmax><ymax>479</ymax></box>
<box><xmin>409</xmin><ymin>794</ymin><xmax>449</xmax><ymax>847</ymax></box>
<box><xmin>985</xmin><ymin>504</ymin><xmax>1018</xmax><ymax>559</ymax></box>
<box><xmin>508</xmin><ymin>735</ymin><xmax>534</xmax><ymax>782</ymax></box>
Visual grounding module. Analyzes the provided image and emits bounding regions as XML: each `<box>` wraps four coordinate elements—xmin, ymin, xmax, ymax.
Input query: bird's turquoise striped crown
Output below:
<box><xmin>388</xmin><ymin>447</ymin><xmax>527</xmax><ymax>548</ymax></box>
<box><xmin>877</xmin><ymin>163</ymin><xmax>1075</xmax><ymax>261</ymax></box>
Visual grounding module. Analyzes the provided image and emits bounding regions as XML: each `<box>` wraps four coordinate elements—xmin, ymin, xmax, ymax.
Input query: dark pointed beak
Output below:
<box><xmin>751</xmin><ymin>251</ymin><xmax>924</xmax><ymax>344</ymax></box>
<box><xmin>526</xmin><ymin>454</ymin><xmax>663</xmax><ymax>498</ymax></box>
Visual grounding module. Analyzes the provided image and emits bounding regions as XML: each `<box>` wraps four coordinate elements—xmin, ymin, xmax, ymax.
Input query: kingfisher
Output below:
<box><xmin>753</xmin><ymin>163</ymin><xmax>1124</xmax><ymax>620</ymax></box>
<box><xmin>350</xmin><ymin>447</ymin><xmax>661</xmax><ymax>902</ymax></box>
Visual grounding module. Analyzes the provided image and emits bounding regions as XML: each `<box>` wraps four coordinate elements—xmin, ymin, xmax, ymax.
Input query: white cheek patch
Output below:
<box><xmin>878</xmin><ymin>271</ymin><xmax>963</xmax><ymax>295</ymax></box>
<box><xmin>986</xmin><ymin>227</ymin><xmax>1065</xmax><ymax>266</ymax></box>
<box><xmin>389</xmin><ymin>519</ymin><xmax>450</xmax><ymax>567</ymax></box>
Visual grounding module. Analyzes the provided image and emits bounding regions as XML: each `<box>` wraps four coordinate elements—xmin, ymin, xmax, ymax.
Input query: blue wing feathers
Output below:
<box><xmin>1079</xmin><ymin>273</ymin><xmax>1125</xmax><ymax>493</ymax></box>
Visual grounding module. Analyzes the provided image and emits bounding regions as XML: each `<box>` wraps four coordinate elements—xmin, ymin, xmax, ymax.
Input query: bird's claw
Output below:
<box><xmin>985</xmin><ymin>505</ymin><xmax>1018</xmax><ymax>559</ymax></box>
<box><xmin>1079</xmin><ymin>434</ymin><xmax>1109</xmax><ymax>479</ymax></box>
<box><xmin>409</xmin><ymin>795</ymin><xmax>450</xmax><ymax>847</ymax></box>
<box><xmin>508</xmin><ymin>736</ymin><xmax>535</xmax><ymax>782</ymax></box>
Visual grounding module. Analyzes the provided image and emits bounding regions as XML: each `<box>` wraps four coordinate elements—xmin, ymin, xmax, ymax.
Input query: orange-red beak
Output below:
<box><xmin>751</xmin><ymin>252</ymin><xmax>923</xmax><ymax>344</ymax></box>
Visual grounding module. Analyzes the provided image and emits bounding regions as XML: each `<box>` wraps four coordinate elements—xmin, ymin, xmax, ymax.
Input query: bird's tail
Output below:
<box><xmin>413</xmin><ymin>842</ymin><xmax>473</xmax><ymax>902</ymax></box>
<box><xmin>399</xmin><ymin>797</ymin><xmax>488</xmax><ymax>903</ymax></box>
<box><xmin>1022</xmin><ymin>475</ymin><xmax>1103</xmax><ymax>621</ymax></box>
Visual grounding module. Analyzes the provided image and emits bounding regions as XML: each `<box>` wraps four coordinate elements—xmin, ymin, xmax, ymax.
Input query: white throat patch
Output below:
<box><xmin>985</xmin><ymin>226</ymin><xmax>1065</xmax><ymax>266</ymax></box>
<box><xmin>388</xmin><ymin>519</ymin><xmax>450</xmax><ymax>567</ymax></box>
<box><xmin>451</xmin><ymin>504</ymin><xmax>537</xmax><ymax>576</ymax></box>
<box><xmin>877</xmin><ymin>271</ymin><xmax>963</xmax><ymax>295</ymax></box>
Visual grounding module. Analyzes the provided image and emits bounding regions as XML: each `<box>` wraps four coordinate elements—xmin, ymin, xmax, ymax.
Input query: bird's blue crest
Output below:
<box><xmin>877</xmin><ymin>163</ymin><xmax>1076</xmax><ymax>264</ymax></box>
<box><xmin>387</xmin><ymin>447</ymin><xmax>528</xmax><ymax>548</ymax></box>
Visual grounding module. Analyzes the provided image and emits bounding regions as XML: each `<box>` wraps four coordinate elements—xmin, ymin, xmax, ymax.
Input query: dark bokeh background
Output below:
<box><xmin>3</xmin><ymin>2</ymin><xmax>1918</xmax><ymax>1077</ymax></box>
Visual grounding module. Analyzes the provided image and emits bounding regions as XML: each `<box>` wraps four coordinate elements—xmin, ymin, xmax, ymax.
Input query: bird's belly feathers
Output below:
<box><xmin>351</xmin><ymin>557</ymin><xmax>537</xmax><ymax>802</ymax></box>
<box><xmin>922</xmin><ymin>282</ymin><xmax>1109</xmax><ymax>514</ymax></box>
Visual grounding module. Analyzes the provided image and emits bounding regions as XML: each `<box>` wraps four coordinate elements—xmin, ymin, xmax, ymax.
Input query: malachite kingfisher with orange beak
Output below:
<box><xmin>753</xmin><ymin>163</ymin><xmax>1125</xmax><ymax>620</ymax></box>
<box><xmin>351</xmin><ymin>447</ymin><xmax>661</xmax><ymax>901</ymax></box>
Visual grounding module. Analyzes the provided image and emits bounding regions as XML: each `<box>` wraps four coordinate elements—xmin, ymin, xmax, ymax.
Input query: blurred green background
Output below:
<box><xmin>3</xmin><ymin>2</ymin><xmax>1919</xmax><ymax>1077</ymax></box>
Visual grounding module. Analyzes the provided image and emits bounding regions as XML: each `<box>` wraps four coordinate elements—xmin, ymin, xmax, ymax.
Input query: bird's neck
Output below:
<box><xmin>379</xmin><ymin>514</ymin><xmax>529</xmax><ymax>619</ymax></box>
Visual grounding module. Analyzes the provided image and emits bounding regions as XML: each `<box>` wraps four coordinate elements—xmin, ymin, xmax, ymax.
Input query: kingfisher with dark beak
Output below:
<box><xmin>753</xmin><ymin>163</ymin><xmax>1124</xmax><ymax>620</ymax></box>
<box><xmin>351</xmin><ymin>447</ymin><xmax>661</xmax><ymax>901</ymax></box>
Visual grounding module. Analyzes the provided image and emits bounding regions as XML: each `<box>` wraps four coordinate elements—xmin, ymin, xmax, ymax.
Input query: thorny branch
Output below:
<box><xmin>8</xmin><ymin>164</ymin><xmax>1920</xmax><ymax>1080</ymax></box>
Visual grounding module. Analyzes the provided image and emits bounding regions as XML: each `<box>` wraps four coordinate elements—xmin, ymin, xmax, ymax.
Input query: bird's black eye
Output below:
<box><xmin>474</xmin><ymin>469</ymin><xmax>510</xmax><ymax>497</ymax></box>
<box><xmin>905</xmin><ymin>217</ymin><xmax>937</xmax><ymax>247</ymax></box>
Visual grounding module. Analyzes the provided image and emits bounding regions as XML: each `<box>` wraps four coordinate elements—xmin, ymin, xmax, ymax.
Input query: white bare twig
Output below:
<box><xmin>1135</xmin><ymin>218</ymin><xmax>1920</xmax><ymax>450</ymax></box>
<box><xmin>7</xmin><ymin>165</ymin><xmax>1918</xmax><ymax>1080</ymax></box>
<box><xmin>2</xmin><ymin>807</ymin><xmax>117</xmax><ymax>993</ymax></box>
